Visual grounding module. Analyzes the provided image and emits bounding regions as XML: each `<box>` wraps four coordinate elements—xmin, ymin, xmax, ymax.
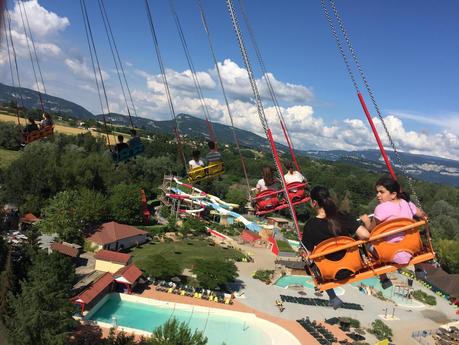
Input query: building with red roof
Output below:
<box><xmin>94</xmin><ymin>250</ymin><xmax>132</xmax><ymax>273</ymax></box>
<box><xmin>50</xmin><ymin>242</ymin><xmax>80</xmax><ymax>258</ymax></box>
<box><xmin>114</xmin><ymin>263</ymin><xmax>143</xmax><ymax>294</ymax></box>
<box><xmin>87</xmin><ymin>221</ymin><xmax>148</xmax><ymax>251</ymax></box>
<box><xmin>72</xmin><ymin>272</ymin><xmax>114</xmax><ymax>314</ymax></box>
<box><xmin>20</xmin><ymin>213</ymin><xmax>40</xmax><ymax>224</ymax></box>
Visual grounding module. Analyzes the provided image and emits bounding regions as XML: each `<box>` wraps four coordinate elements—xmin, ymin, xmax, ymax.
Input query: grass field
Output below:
<box><xmin>0</xmin><ymin>113</ymin><xmax>93</xmax><ymax>136</ymax></box>
<box><xmin>130</xmin><ymin>239</ymin><xmax>245</xmax><ymax>271</ymax></box>
<box><xmin>0</xmin><ymin>148</ymin><xmax>21</xmax><ymax>169</ymax></box>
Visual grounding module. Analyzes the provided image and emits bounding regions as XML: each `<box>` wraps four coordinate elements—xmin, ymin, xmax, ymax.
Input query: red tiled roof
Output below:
<box><xmin>50</xmin><ymin>242</ymin><xmax>79</xmax><ymax>258</ymax></box>
<box><xmin>114</xmin><ymin>263</ymin><xmax>143</xmax><ymax>284</ymax></box>
<box><xmin>87</xmin><ymin>221</ymin><xmax>147</xmax><ymax>245</ymax></box>
<box><xmin>241</xmin><ymin>229</ymin><xmax>261</xmax><ymax>242</ymax></box>
<box><xmin>94</xmin><ymin>250</ymin><xmax>131</xmax><ymax>265</ymax></box>
<box><xmin>20</xmin><ymin>213</ymin><xmax>40</xmax><ymax>223</ymax></box>
<box><xmin>74</xmin><ymin>272</ymin><xmax>114</xmax><ymax>305</ymax></box>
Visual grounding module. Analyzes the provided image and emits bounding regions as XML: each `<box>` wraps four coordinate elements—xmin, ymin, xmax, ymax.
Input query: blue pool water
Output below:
<box><xmin>274</xmin><ymin>275</ymin><xmax>346</xmax><ymax>296</ymax></box>
<box><xmin>286</xmin><ymin>240</ymin><xmax>300</xmax><ymax>251</ymax></box>
<box><xmin>275</xmin><ymin>275</ymin><xmax>315</xmax><ymax>289</ymax></box>
<box><xmin>88</xmin><ymin>295</ymin><xmax>270</xmax><ymax>345</ymax></box>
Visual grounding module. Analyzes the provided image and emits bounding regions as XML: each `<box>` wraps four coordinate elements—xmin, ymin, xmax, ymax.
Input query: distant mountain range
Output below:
<box><xmin>0</xmin><ymin>83</ymin><xmax>94</xmax><ymax>119</ymax></box>
<box><xmin>1</xmin><ymin>83</ymin><xmax>457</xmax><ymax>186</ymax></box>
<box><xmin>99</xmin><ymin>113</ymin><xmax>459</xmax><ymax>187</ymax></box>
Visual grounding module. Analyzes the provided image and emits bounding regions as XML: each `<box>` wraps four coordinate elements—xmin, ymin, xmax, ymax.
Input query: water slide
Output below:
<box><xmin>167</xmin><ymin>178</ymin><xmax>261</xmax><ymax>232</ymax></box>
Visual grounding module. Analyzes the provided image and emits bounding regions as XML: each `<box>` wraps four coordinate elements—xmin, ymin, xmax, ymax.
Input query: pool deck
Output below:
<box><xmin>137</xmin><ymin>287</ymin><xmax>328</xmax><ymax>345</ymax></box>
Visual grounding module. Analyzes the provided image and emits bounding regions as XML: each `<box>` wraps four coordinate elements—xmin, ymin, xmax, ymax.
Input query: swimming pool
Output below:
<box><xmin>274</xmin><ymin>275</ymin><xmax>345</xmax><ymax>296</ymax></box>
<box><xmin>86</xmin><ymin>293</ymin><xmax>300</xmax><ymax>345</ymax></box>
<box><xmin>286</xmin><ymin>240</ymin><xmax>300</xmax><ymax>251</ymax></box>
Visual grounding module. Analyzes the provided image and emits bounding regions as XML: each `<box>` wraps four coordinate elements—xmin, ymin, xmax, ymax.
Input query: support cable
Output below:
<box><xmin>327</xmin><ymin>0</ymin><xmax>420</xmax><ymax>206</ymax></box>
<box><xmin>226</xmin><ymin>0</ymin><xmax>305</xmax><ymax>245</ymax></box>
<box><xmin>169</xmin><ymin>0</ymin><xmax>216</xmax><ymax>143</ymax></box>
<box><xmin>98</xmin><ymin>0</ymin><xmax>136</xmax><ymax>128</ymax></box>
<box><xmin>238</xmin><ymin>0</ymin><xmax>300</xmax><ymax>172</ymax></box>
<box><xmin>80</xmin><ymin>0</ymin><xmax>114</xmax><ymax>147</ymax></box>
<box><xmin>196</xmin><ymin>0</ymin><xmax>251</xmax><ymax>199</ymax></box>
<box><xmin>100</xmin><ymin>0</ymin><xmax>139</xmax><ymax>119</ymax></box>
<box><xmin>144</xmin><ymin>0</ymin><xmax>187</xmax><ymax>172</ymax></box>
<box><xmin>4</xmin><ymin>12</ymin><xmax>24</xmax><ymax>127</ymax></box>
<box><xmin>17</xmin><ymin>0</ymin><xmax>44</xmax><ymax>112</ymax></box>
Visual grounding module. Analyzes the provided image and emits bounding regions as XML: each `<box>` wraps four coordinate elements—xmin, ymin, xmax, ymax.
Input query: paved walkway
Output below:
<box><xmin>232</xmin><ymin>243</ymin><xmax>459</xmax><ymax>345</ymax></box>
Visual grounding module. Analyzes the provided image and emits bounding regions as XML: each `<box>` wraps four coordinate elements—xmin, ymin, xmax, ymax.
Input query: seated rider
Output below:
<box><xmin>205</xmin><ymin>141</ymin><xmax>221</xmax><ymax>164</ymax></box>
<box><xmin>39</xmin><ymin>112</ymin><xmax>53</xmax><ymax>129</ymax></box>
<box><xmin>255</xmin><ymin>166</ymin><xmax>281</xmax><ymax>193</ymax></box>
<box><xmin>301</xmin><ymin>186</ymin><xmax>370</xmax><ymax>309</ymax></box>
<box><xmin>23</xmin><ymin>117</ymin><xmax>39</xmax><ymax>134</ymax></box>
<box><xmin>189</xmin><ymin>150</ymin><xmax>204</xmax><ymax>171</ymax></box>
<box><xmin>115</xmin><ymin>135</ymin><xmax>129</xmax><ymax>152</ymax></box>
<box><xmin>360</xmin><ymin>176</ymin><xmax>428</xmax><ymax>280</ymax></box>
<box><xmin>284</xmin><ymin>160</ymin><xmax>306</xmax><ymax>184</ymax></box>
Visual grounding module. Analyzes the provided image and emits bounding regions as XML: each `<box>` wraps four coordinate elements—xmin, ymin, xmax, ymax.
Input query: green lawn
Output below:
<box><xmin>130</xmin><ymin>239</ymin><xmax>245</xmax><ymax>271</ymax></box>
<box><xmin>0</xmin><ymin>148</ymin><xmax>21</xmax><ymax>169</ymax></box>
<box><xmin>277</xmin><ymin>240</ymin><xmax>294</xmax><ymax>253</ymax></box>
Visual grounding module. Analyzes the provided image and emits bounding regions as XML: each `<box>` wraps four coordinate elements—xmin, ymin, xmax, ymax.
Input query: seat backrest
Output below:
<box><xmin>25</xmin><ymin>126</ymin><xmax>54</xmax><ymax>144</ymax></box>
<box><xmin>207</xmin><ymin>161</ymin><xmax>224</xmax><ymax>175</ymax></box>
<box><xmin>255</xmin><ymin>189</ymin><xmax>280</xmax><ymax>210</ymax></box>
<box><xmin>311</xmin><ymin>236</ymin><xmax>363</xmax><ymax>281</ymax></box>
<box><xmin>369</xmin><ymin>218</ymin><xmax>422</xmax><ymax>264</ymax></box>
<box><xmin>286</xmin><ymin>182</ymin><xmax>306</xmax><ymax>201</ymax></box>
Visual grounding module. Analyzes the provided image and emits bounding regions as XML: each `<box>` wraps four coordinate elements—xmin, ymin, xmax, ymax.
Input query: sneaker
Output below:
<box><xmin>380</xmin><ymin>278</ymin><xmax>393</xmax><ymax>289</ymax></box>
<box><xmin>329</xmin><ymin>296</ymin><xmax>344</xmax><ymax>310</ymax></box>
<box><xmin>415</xmin><ymin>268</ymin><xmax>427</xmax><ymax>280</ymax></box>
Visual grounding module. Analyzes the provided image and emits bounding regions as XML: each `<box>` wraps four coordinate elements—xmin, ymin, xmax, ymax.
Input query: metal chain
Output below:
<box><xmin>328</xmin><ymin>0</ymin><xmax>421</xmax><ymax>207</ymax></box>
<box><xmin>238</xmin><ymin>0</ymin><xmax>300</xmax><ymax>167</ymax></box>
<box><xmin>196</xmin><ymin>0</ymin><xmax>252</xmax><ymax>199</ymax></box>
<box><xmin>100</xmin><ymin>0</ymin><xmax>139</xmax><ymax>119</ymax></box>
<box><xmin>98</xmin><ymin>0</ymin><xmax>134</xmax><ymax>128</ymax></box>
<box><xmin>226</xmin><ymin>0</ymin><xmax>305</xmax><ymax>244</ymax></box>
<box><xmin>17</xmin><ymin>0</ymin><xmax>45</xmax><ymax>112</ymax></box>
<box><xmin>169</xmin><ymin>0</ymin><xmax>216</xmax><ymax>143</ymax></box>
<box><xmin>144</xmin><ymin>0</ymin><xmax>188</xmax><ymax>172</ymax></box>
<box><xmin>320</xmin><ymin>0</ymin><xmax>359</xmax><ymax>93</ymax></box>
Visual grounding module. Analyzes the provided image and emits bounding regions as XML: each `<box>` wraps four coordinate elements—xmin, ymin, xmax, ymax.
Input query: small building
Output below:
<box><xmin>267</xmin><ymin>216</ymin><xmax>290</xmax><ymax>229</ymax></box>
<box><xmin>87</xmin><ymin>221</ymin><xmax>148</xmax><ymax>251</ymax></box>
<box><xmin>72</xmin><ymin>272</ymin><xmax>114</xmax><ymax>314</ymax></box>
<box><xmin>94</xmin><ymin>250</ymin><xmax>131</xmax><ymax>273</ymax></box>
<box><xmin>50</xmin><ymin>242</ymin><xmax>81</xmax><ymax>258</ymax></box>
<box><xmin>114</xmin><ymin>263</ymin><xmax>143</xmax><ymax>294</ymax></box>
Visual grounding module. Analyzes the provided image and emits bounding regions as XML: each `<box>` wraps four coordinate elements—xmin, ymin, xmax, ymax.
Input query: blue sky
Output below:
<box><xmin>1</xmin><ymin>0</ymin><xmax>458</xmax><ymax>160</ymax></box>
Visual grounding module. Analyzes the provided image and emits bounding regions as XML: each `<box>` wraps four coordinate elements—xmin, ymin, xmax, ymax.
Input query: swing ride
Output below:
<box><xmin>225</xmin><ymin>0</ymin><xmax>435</xmax><ymax>290</ymax></box>
<box><xmin>3</xmin><ymin>0</ymin><xmax>437</xmax><ymax>293</ymax></box>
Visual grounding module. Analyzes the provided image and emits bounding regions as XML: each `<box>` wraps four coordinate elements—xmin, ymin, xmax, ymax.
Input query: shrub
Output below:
<box><xmin>253</xmin><ymin>270</ymin><xmax>274</xmax><ymax>283</ymax></box>
<box><xmin>368</xmin><ymin>320</ymin><xmax>393</xmax><ymax>340</ymax></box>
<box><xmin>412</xmin><ymin>290</ymin><xmax>437</xmax><ymax>305</ymax></box>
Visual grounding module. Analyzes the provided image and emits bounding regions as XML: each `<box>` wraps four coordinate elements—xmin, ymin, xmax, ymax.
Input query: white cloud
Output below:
<box><xmin>126</xmin><ymin>61</ymin><xmax>458</xmax><ymax>160</ymax></box>
<box><xmin>213</xmin><ymin>59</ymin><xmax>313</xmax><ymax>103</ymax></box>
<box><xmin>65</xmin><ymin>58</ymin><xmax>109</xmax><ymax>81</ymax></box>
<box><xmin>388</xmin><ymin>110</ymin><xmax>459</xmax><ymax>136</ymax></box>
<box><xmin>9</xmin><ymin>0</ymin><xmax>69</xmax><ymax>38</ymax></box>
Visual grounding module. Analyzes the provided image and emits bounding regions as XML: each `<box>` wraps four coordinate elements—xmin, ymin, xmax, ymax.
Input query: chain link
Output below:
<box><xmin>226</xmin><ymin>0</ymin><xmax>305</xmax><ymax>244</ymax></box>
<box><xmin>327</xmin><ymin>0</ymin><xmax>421</xmax><ymax>207</ymax></box>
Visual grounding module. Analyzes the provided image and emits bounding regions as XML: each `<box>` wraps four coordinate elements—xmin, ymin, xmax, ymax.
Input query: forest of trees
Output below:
<box><xmin>0</xmin><ymin>120</ymin><xmax>458</xmax><ymax>273</ymax></box>
<box><xmin>0</xmin><ymin>117</ymin><xmax>458</xmax><ymax>343</ymax></box>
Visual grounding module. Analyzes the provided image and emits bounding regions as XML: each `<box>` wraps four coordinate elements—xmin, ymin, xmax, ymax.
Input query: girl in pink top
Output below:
<box><xmin>361</xmin><ymin>177</ymin><xmax>427</xmax><ymax>265</ymax></box>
